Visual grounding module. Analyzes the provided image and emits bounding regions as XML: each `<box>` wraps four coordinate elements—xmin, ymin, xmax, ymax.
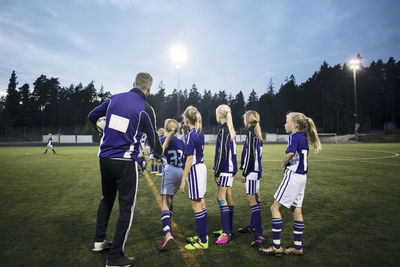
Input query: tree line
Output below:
<box><xmin>1</xmin><ymin>56</ymin><xmax>399</xmax><ymax>135</ymax></box>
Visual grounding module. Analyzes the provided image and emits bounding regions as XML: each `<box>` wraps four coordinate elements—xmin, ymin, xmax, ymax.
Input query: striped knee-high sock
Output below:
<box><xmin>195</xmin><ymin>209</ymin><xmax>208</xmax><ymax>243</ymax></box>
<box><xmin>272</xmin><ymin>218</ymin><xmax>283</xmax><ymax>249</ymax></box>
<box><xmin>229</xmin><ymin>206</ymin><xmax>234</xmax><ymax>234</ymax></box>
<box><xmin>161</xmin><ymin>210</ymin><xmax>171</xmax><ymax>235</ymax></box>
<box><xmin>220</xmin><ymin>205</ymin><xmax>231</xmax><ymax>235</ymax></box>
<box><xmin>293</xmin><ymin>221</ymin><xmax>304</xmax><ymax>250</ymax></box>
<box><xmin>251</xmin><ymin>204</ymin><xmax>263</xmax><ymax>236</ymax></box>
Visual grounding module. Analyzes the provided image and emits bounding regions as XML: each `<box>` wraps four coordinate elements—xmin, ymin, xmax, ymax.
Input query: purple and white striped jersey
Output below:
<box><xmin>213</xmin><ymin>122</ymin><xmax>238</xmax><ymax>176</ymax></box>
<box><xmin>240</xmin><ymin>127</ymin><xmax>263</xmax><ymax>179</ymax></box>
<box><xmin>88</xmin><ymin>88</ymin><xmax>162</xmax><ymax>160</ymax></box>
<box><xmin>184</xmin><ymin>128</ymin><xmax>204</xmax><ymax>165</ymax></box>
<box><xmin>286</xmin><ymin>132</ymin><xmax>309</xmax><ymax>174</ymax></box>
<box><xmin>160</xmin><ymin>135</ymin><xmax>185</xmax><ymax>168</ymax></box>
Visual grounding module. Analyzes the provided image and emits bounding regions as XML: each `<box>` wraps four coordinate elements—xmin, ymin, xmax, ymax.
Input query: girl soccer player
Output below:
<box><xmin>240</xmin><ymin>110</ymin><xmax>265</xmax><ymax>247</ymax></box>
<box><xmin>43</xmin><ymin>133</ymin><xmax>56</xmax><ymax>154</ymax></box>
<box><xmin>259</xmin><ymin>112</ymin><xmax>321</xmax><ymax>256</ymax></box>
<box><xmin>213</xmin><ymin>104</ymin><xmax>237</xmax><ymax>245</ymax></box>
<box><xmin>179</xmin><ymin>106</ymin><xmax>209</xmax><ymax>250</ymax></box>
<box><xmin>158</xmin><ymin>119</ymin><xmax>185</xmax><ymax>251</ymax></box>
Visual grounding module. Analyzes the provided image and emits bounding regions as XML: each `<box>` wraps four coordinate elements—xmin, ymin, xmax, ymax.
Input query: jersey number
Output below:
<box><xmin>168</xmin><ymin>150</ymin><xmax>184</xmax><ymax>167</ymax></box>
<box><xmin>302</xmin><ymin>149</ymin><xmax>308</xmax><ymax>171</ymax></box>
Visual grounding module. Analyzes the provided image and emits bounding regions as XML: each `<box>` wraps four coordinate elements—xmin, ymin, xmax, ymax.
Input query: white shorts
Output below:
<box><xmin>187</xmin><ymin>163</ymin><xmax>207</xmax><ymax>200</ymax></box>
<box><xmin>245</xmin><ymin>172</ymin><xmax>259</xmax><ymax>195</ymax></box>
<box><xmin>217</xmin><ymin>173</ymin><xmax>233</xmax><ymax>187</ymax></box>
<box><xmin>149</xmin><ymin>153</ymin><xmax>155</xmax><ymax>160</ymax></box>
<box><xmin>161</xmin><ymin>165</ymin><xmax>184</xmax><ymax>195</ymax></box>
<box><xmin>47</xmin><ymin>143</ymin><xmax>53</xmax><ymax>148</ymax></box>
<box><xmin>274</xmin><ymin>169</ymin><xmax>307</xmax><ymax>208</ymax></box>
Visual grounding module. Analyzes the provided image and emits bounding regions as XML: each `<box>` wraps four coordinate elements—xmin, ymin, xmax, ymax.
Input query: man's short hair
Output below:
<box><xmin>135</xmin><ymin>72</ymin><xmax>153</xmax><ymax>91</ymax></box>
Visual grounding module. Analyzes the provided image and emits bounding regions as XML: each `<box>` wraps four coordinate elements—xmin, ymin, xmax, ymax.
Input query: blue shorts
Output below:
<box><xmin>161</xmin><ymin>165</ymin><xmax>183</xmax><ymax>195</ymax></box>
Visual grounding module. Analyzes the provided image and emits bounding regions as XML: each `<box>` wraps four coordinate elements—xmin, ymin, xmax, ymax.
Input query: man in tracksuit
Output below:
<box><xmin>88</xmin><ymin>72</ymin><xmax>162</xmax><ymax>267</ymax></box>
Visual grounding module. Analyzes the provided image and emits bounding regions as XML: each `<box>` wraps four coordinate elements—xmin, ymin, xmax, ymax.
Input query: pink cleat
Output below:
<box><xmin>215</xmin><ymin>233</ymin><xmax>230</xmax><ymax>245</ymax></box>
<box><xmin>158</xmin><ymin>232</ymin><xmax>174</xmax><ymax>251</ymax></box>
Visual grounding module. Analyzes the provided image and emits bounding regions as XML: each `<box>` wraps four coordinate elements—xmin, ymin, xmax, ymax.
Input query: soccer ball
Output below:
<box><xmin>96</xmin><ymin>116</ymin><xmax>106</xmax><ymax>131</ymax></box>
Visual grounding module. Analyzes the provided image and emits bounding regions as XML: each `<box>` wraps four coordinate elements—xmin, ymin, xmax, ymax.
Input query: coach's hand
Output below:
<box><xmin>215</xmin><ymin>176</ymin><xmax>220</xmax><ymax>184</ymax></box>
<box><xmin>241</xmin><ymin>176</ymin><xmax>246</xmax><ymax>183</ymax></box>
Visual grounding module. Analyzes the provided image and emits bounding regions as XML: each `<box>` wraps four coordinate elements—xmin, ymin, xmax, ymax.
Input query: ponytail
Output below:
<box><xmin>226</xmin><ymin>111</ymin><xmax>236</xmax><ymax>142</ymax></box>
<box><xmin>287</xmin><ymin>112</ymin><xmax>321</xmax><ymax>153</ymax></box>
<box><xmin>183</xmin><ymin>106</ymin><xmax>202</xmax><ymax>133</ymax></box>
<box><xmin>244</xmin><ymin>110</ymin><xmax>263</xmax><ymax>142</ymax></box>
<box><xmin>306</xmin><ymin>117</ymin><xmax>321</xmax><ymax>153</ymax></box>
<box><xmin>195</xmin><ymin>112</ymin><xmax>202</xmax><ymax>132</ymax></box>
<box><xmin>216</xmin><ymin>104</ymin><xmax>236</xmax><ymax>142</ymax></box>
<box><xmin>254</xmin><ymin>122</ymin><xmax>263</xmax><ymax>143</ymax></box>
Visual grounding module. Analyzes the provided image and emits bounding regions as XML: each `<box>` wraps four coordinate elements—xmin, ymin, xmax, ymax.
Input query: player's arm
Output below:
<box><xmin>242</xmin><ymin>130</ymin><xmax>255</xmax><ymax>177</ymax></box>
<box><xmin>88</xmin><ymin>99</ymin><xmax>110</xmax><ymax>126</ymax></box>
<box><xmin>180</xmin><ymin>155</ymin><xmax>193</xmax><ymax>193</ymax></box>
<box><xmin>214</xmin><ymin>128</ymin><xmax>229</xmax><ymax>178</ymax></box>
<box><xmin>142</xmin><ymin>104</ymin><xmax>162</xmax><ymax>157</ymax></box>
<box><xmin>281</xmin><ymin>152</ymin><xmax>294</xmax><ymax>173</ymax></box>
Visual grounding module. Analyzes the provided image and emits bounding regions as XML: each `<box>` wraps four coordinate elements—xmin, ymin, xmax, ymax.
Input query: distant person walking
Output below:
<box><xmin>43</xmin><ymin>133</ymin><xmax>56</xmax><ymax>154</ymax></box>
<box><xmin>88</xmin><ymin>72</ymin><xmax>162</xmax><ymax>267</ymax></box>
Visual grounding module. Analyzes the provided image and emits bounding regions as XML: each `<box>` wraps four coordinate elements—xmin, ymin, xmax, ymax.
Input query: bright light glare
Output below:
<box><xmin>170</xmin><ymin>45</ymin><xmax>187</xmax><ymax>68</ymax></box>
<box><xmin>350</xmin><ymin>58</ymin><xmax>361</xmax><ymax>70</ymax></box>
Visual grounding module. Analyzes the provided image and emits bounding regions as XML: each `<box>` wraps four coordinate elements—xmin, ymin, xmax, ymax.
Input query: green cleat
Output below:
<box><xmin>184</xmin><ymin>236</ymin><xmax>209</xmax><ymax>250</ymax></box>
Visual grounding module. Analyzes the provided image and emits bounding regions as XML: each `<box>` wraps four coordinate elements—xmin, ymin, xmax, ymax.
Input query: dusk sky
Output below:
<box><xmin>1</xmin><ymin>0</ymin><xmax>399</xmax><ymax>98</ymax></box>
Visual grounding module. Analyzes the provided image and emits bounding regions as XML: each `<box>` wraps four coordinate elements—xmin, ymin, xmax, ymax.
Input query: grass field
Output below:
<box><xmin>0</xmin><ymin>143</ymin><xmax>400</xmax><ymax>266</ymax></box>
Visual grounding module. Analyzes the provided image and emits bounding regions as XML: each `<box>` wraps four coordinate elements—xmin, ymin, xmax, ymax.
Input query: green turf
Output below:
<box><xmin>0</xmin><ymin>143</ymin><xmax>399</xmax><ymax>266</ymax></box>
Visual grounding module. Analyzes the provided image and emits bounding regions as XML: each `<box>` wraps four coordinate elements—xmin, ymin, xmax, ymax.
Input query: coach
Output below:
<box><xmin>88</xmin><ymin>72</ymin><xmax>162</xmax><ymax>267</ymax></box>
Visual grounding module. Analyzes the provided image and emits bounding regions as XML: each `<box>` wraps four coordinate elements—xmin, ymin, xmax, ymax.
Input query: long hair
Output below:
<box><xmin>163</xmin><ymin>119</ymin><xmax>179</xmax><ymax>135</ymax></box>
<box><xmin>243</xmin><ymin>110</ymin><xmax>263</xmax><ymax>142</ymax></box>
<box><xmin>287</xmin><ymin>112</ymin><xmax>321</xmax><ymax>153</ymax></box>
<box><xmin>216</xmin><ymin>104</ymin><xmax>236</xmax><ymax>142</ymax></box>
<box><xmin>182</xmin><ymin>106</ymin><xmax>202</xmax><ymax>132</ymax></box>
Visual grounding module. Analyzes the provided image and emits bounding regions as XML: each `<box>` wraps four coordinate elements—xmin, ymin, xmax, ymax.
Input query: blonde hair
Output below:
<box><xmin>216</xmin><ymin>104</ymin><xmax>236</xmax><ymax>142</ymax></box>
<box><xmin>158</xmin><ymin>128</ymin><xmax>166</xmax><ymax>137</ymax></box>
<box><xmin>164</xmin><ymin>119</ymin><xmax>179</xmax><ymax>135</ymax></box>
<box><xmin>243</xmin><ymin>110</ymin><xmax>263</xmax><ymax>142</ymax></box>
<box><xmin>287</xmin><ymin>112</ymin><xmax>321</xmax><ymax>153</ymax></box>
<box><xmin>134</xmin><ymin>72</ymin><xmax>153</xmax><ymax>91</ymax></box>
<box><xmin>182</xmin><ymin>106</ymin><xmax>202</xmax><ymax>132</ymax></box>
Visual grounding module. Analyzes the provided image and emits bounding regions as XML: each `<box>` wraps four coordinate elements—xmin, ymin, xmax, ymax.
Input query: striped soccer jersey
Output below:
<box><xmin>240</xmin><ymin>127</ymin><xmax>263</xmax><ymax>179</ymax></box>
<box><xmin>88</xmin><ymin>88</ymin><xmax>162</xmax><ymax>160</ymax></box>
<box><xmin>184</xmin><ymin>128</ymin><xmax>204</xmax><ymax>165</ymax></box>
<box><xmin>286</xmin><ymin>132</ymin><xmax>309</xmax><ymax>174</ymax></box>
<box><xmin>213</xmin><ymin>122</ymin><xmax>238</xmax><ymax>177</ymax></box>
<box><xmin>160</xmin><ymin>135</ymin><xmax>185</xmax><ymax>168</ymax></box>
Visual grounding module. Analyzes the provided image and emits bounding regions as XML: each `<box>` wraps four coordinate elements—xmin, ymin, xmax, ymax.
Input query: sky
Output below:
<box><xmin>1</xmin><ymin>0</ymin><xmax>399</xmax><ymax>99</ymax></box>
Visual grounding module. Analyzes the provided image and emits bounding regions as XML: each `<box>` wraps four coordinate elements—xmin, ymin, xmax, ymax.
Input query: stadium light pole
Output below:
<box><xmin>170</xmin><ymin>45</ymin><xmax>187</xmax><ymax>118</ymax></box>
<box><xmin>349</xmin><ymin>54</ymin><xmax>362</xmax><ymax>141</ymax></box>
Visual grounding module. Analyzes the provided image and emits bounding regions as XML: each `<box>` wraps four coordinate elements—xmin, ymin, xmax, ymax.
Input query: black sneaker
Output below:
<box><xmin>238</xmin><ymin>226</ymin><xmax>255</xmax><ymax>234</ymax></box>
<box><xmin>106</xmin><ymin>256</ymin><xmax>136</xmax><ymax>267</ymax></box>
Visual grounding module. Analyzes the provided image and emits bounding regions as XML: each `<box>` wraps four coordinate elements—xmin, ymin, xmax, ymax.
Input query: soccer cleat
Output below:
<box><xmin>213</xmin><ymin>229</ymin><xmax>223</xmax><ymax>236</ymax></box>
<box><xmin>250</xmin><ymin>235</ymin><xmax>266</xmax><ymax>247</ymax></box>
<box><xmin>158</xmin><ymin>232</ymin><xmax>174</xmax><ymax>251</ymax></box>
<box><xmin>238</xmin><ymin>226</ymin><xmax>255</xmax><ymax>234</ymax></box>
<box><xmin>184</xmin><ymin>236</ymin><xmax>209</xmax><ymax>250</ymax></box>
<box><xmin>155</xmin><ymin>172</ymin><xmax>163</xmax><ymax>176</ymax></box>
<box><xmin>106</xmin><ymin>256</ymin><xmax>136</xmax><ymax>267</ymax></box>
<box><xmin>93</xmin><ymin>239</ymin><xmax>112</xmax><ymax>252</ymax></box>
<box><xmin>185</xmin><ymin>235</ymin><xmax>199</xmax><ymax>243</ymax></box>
<box><xmin>215</xmin><ymin>233</ymin><xmax>230</xmax><ymax>245</ymax></box>
<box><xmin>259</xmin><ymin>245</ymin><xmax>284</xmax><ymax>256</ymax></box>
<box><xmin>283</xmin><ymin>246</ymin><xmax>304</xmax><ymax>256</ymax></box>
